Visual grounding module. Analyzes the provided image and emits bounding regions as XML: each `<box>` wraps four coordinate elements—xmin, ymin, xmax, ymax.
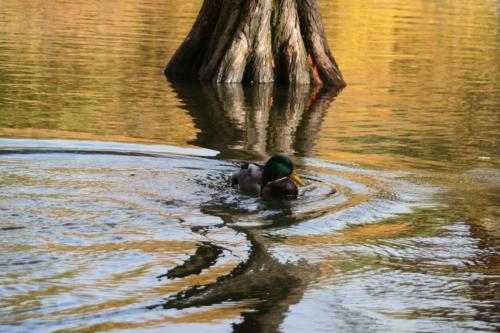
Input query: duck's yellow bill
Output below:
<box><xmin>289</xmin><ymin>170</ymin><xmax>305</xmax><ymax>186</ymax></box>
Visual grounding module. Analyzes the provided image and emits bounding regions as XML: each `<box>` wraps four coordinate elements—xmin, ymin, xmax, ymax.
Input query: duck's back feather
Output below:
<box><xmin>231</xmin><ymin>163</ymin><xmax>263</xmax><ymax>196</ymax></box>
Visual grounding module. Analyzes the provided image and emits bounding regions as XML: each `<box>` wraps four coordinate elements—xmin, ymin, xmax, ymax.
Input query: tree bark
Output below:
<box><xmin>165</xmin><ymin>0</ymin><xmax>346</xmax><ymax>88</ymax></box>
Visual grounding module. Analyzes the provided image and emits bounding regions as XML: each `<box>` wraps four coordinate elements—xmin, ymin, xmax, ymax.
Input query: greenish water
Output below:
<box><xmin>0</xmin><ymin>0</ymin><xmax>499</xmax><ymax>332</ymax></box>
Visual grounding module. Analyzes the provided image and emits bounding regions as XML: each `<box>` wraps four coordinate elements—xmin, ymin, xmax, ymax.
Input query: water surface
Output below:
<box><xmin>0</xmin><ymin>0</ymin><xmax>499</xmax><ymax>332</ymax></box>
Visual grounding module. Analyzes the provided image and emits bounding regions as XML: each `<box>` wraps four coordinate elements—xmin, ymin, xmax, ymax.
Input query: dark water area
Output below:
<box><xmin>0</xmin><ymin>0</ymin><xmax>499</xmax><ymax>332</ymax></box>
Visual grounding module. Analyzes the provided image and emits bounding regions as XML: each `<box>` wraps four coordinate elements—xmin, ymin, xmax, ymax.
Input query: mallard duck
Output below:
<box><xmin>231</xmin><ymin>155</ymin><xmax>305</xmax><ymax>197</ymax></box>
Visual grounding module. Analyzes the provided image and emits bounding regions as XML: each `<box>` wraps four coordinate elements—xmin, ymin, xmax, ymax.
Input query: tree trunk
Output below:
<box><xmin>165</xmin><ymin>0</ymin><xmax>346</xmax><ymax>88</ymax></box>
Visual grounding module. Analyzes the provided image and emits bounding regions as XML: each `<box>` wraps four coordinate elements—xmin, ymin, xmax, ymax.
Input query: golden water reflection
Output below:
<box><xmin>0</xmin><ymin>0</ymin><xmax>498</xmax><ymax>170</ymax></box>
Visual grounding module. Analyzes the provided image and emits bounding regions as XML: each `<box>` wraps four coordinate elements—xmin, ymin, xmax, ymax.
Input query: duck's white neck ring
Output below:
<box><xmin>266</xmin><ymin>177</ymin><xmax>288</xmax><ymax>184</ymax></box>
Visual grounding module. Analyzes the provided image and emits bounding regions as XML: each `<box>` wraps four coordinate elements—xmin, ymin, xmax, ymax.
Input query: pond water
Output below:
<box><xmin>0</xmin><ymin>0</ymin><xmax>499</xmax><ymax>332</ymax></box>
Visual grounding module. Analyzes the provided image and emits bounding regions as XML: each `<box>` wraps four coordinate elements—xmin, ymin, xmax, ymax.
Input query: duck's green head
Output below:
<box><xmin>263</xmin><ymin>155</ymin><xmax>305</xmax><ymax>186</ymax></box>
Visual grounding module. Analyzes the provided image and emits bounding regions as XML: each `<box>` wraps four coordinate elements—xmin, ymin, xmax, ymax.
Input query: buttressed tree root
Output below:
<box><xmin>165</xmin><ymin>0</ymin><xmax>346</xmax><ymax>87</ymax></box>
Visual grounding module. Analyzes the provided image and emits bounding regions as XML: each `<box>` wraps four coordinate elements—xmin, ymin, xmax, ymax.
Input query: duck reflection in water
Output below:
<box><xmin>153</xmin><ymin>83</ymin><xmax>341</xmax><ymax>333</ymax></box>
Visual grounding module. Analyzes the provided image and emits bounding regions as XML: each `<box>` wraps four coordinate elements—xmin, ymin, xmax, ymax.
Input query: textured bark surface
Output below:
<box><xmin>165</xmin><ymin>0</ymin><xmax>345</xmax><ymax>87</ymax></box>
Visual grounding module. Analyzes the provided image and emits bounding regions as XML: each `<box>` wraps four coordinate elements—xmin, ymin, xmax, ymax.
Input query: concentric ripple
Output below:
<box><xmin>1</xmin><ymin>139</ymin><xmax>498</xmax><ymax>332</ymax></box>
<box><xmin>0</xmin><ymin>140</ymin><xmax>249</xmax><ymax>332</ymax></box>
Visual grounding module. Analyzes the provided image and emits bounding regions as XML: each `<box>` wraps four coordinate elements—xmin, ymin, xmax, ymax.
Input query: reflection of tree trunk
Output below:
<box><xmin>214</xmin><ymin>85</ymin><xmax>247</xmax><ymax>128</ymax></box>
<box><xmin>466</xmin><ymin>218</ymin><xmax>500</xmax><ymax>325</ymax></box>
<box><xmin>448</xmin><ymin>187</ymin><xmax>500</xmax><ymax>326</ymax></box>
<box><xmin>170</xmin><ymin>83</ymin><xmax>341</xmax><ymax>159</ymax></box>
<box><xmin>165</xmin><ymin>0</ymin><xmax>345</xmax><ymax>87</ymax></box>
<box><xmin>152</xmin><ymin>229</ymin><xmax>317</xmax><ymax>333</ymax></box>
<box><xmin>246</xmin><ymin>85</ymin><xmax>272</xmax><ymax>154</ymax></box>
<box><xmin>294</xmin><ymin>86</ymin><xmax>339</xmax><ymax>155</ymax></box>
<box><xmin>267</xmin><ymin>85</ymin><xmax>310</xmax><ymax>155</ymax></box>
